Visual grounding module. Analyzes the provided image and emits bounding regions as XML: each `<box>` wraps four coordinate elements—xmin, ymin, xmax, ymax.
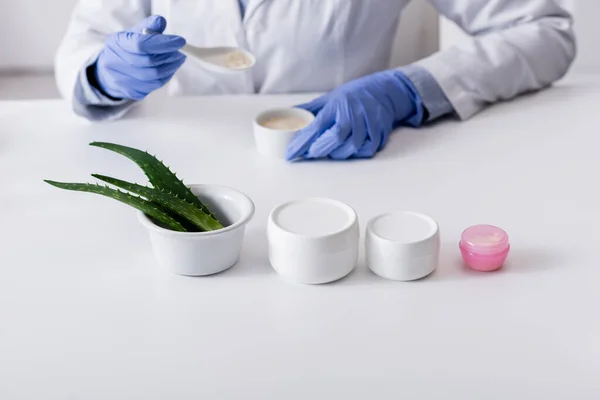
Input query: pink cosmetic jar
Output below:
<box><xmin>459</xmin><ymin>225</ymin><xmax>510</xmax><ymax>272</ymax></box>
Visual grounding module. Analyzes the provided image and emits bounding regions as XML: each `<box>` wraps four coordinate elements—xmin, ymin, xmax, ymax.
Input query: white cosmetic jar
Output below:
<box><xmin>366</xmin><ymin>211</ymin><xmax>440</xmax><ymax>281</ymax></box>
<box><xmin>267</xmin><ymin>198</ymin><xmax>359</xmax><ymax>284</ymax></box>
<box><xmin>253</xmin><ymin>108</ymin><xmax>315</xmax><ymax>159</ymax></box>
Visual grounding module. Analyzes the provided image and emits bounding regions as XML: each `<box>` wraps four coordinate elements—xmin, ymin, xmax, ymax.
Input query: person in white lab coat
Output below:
<box><xmin>55</xmin><ymin>0</ymin><xmax>576</xmax><ymax>160</ymax></box>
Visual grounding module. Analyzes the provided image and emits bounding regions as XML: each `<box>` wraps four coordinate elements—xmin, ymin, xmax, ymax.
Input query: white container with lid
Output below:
<box><xmin>267</xmin><ymin>198</ymin><xmax>359</xmax><ymax>284</ymax></box>
<box><xmin>366</xmin><ymin>211</ymin><xmax>440</xmax><ymax>281</ymax></box>
<box><xmin>253</xmin><ymin>108</ymin><xmax>315</xmax><ymax>159</ymax></box>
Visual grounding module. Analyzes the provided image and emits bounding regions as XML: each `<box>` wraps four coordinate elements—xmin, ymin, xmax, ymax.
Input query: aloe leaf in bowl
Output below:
<box><xmin>45</xmin><ymin>142</ymin><xmax>225</xmax><ymax>233</ymax></box>
<box><xmin>89</xmin><ymin>142</ymin><xmax>220</xmax><ymax>223</ymax></box>
<box><xmin>44</xmin><ymin>181</ymin><xmax>188</xmax><ymax>232</ymax></box>
<box><xmin>92</xmin><ymin>174</ymin><xmax>223</xmax><ymax>232</ymax></box>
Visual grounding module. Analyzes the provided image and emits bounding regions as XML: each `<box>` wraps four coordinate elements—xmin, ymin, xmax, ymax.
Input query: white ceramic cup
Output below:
<box><xmin>366</xmin><ymin>211</ymin><xmax>440</xmax><ymax>281</ymax></box>
<box><xmin>253</xmin><ymin>108</ymin><xmax>315</xmax><ymax>159</ymax></box>
<box><xmin>138</xmin><ymin>184</ymin><xmax>255</xmax><ymax>276</ymax></box>
<box><xmin>267</xmin><ymin>198</ymin><xmax>359</xmax><ymax>284</ymax></box>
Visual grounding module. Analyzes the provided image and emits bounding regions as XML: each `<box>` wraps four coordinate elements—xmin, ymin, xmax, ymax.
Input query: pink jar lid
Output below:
<box><xmin>460</xmin><ymin>224</ymin><xmax>509</xmax><ymax>255</ymax></box>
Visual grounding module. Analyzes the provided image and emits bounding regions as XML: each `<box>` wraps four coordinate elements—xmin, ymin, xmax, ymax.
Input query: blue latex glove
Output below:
<box><xmin>286</xmin><ymin>70</ymin><xmax>425</xmax><ymax>160</ymax></box>
<box><xmin>92</xmin><ymin>15</ymin><xmax>186</xmax><ymax>101</ymax></box>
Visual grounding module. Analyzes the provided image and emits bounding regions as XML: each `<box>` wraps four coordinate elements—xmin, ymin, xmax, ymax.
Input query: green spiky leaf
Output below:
<box><xmin>89</xmin><ymin>142</ymin><xmax>220</xmax><ymax>222</ymax></box>
<box><xmin>44</xmin><ymin>180</ymin><xmax>187</xmax><ymax>232</ymax></box>
<box><xmin>157</xmin><ymin>206</ymin><xmax>202</xmax><ymax>233</ymax></box>
<box><xmin>92</xmin><ymin>174</ymin><xmax>223</xmax><ymax>232</ymax></box>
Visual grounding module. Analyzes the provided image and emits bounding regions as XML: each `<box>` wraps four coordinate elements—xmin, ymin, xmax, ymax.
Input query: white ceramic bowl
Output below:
<box><xmin>267</xmin><ymin>198</ymin><xmax>359</xmax><ymax>284</ymax></box>
<box><xmin>253</xmin><ymin>108</ymin><xmax>315</xmax><ymax>159</ymax></box>
<box><xmin>138</xmin><ymin>184</ymin><xmax>255</xmax><ymax>276</ymax></box>
<box><xmin>366</xmin><ymin>211</ymin><xmax>440</xmax><ymax>281</ymax></box>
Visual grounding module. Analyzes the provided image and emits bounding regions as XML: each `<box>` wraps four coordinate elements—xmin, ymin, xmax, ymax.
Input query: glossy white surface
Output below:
<box><xmin>1</xmin><ymin>76</ymin><xmax>600</xmax><ymax>399</ymax></box>
<box><xmin>267</xmin><ymin>198</ymin><xmax>359</xmax><ymax>284</ymax></box>
<box><xmin>366</xmin><ymin>211</ymin><xmax>440</xmax><ymax>281</ymax></box>
<box><xmin>138</xmin><ymin>184</ymin><xmax>255</xmax><ymax>276</ymax></box>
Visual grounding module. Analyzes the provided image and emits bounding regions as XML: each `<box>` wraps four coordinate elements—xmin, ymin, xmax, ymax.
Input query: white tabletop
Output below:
<box><xmin>1</xmin><ymin>76</ymin><xmax>600</xmax><ymax>399</ymax></box>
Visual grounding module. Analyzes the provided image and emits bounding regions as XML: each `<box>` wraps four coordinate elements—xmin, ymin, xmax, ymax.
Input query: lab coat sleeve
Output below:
<box><xmin>54</xmin><ymin>0</ymin><xmax>151</xmax><ymax>120</ymax></box>
<box><xmin>416</xmin><ymin>0</ymin><xmax>576</xmax><ymax>119</ymax></box>
<box><xmin>398</xmin><ymin>65</ymin><xmax>455</xmax><ymax>122</ymax></box>
<box><xmin>72</xmin><ymin>55</ymin><xmax>136</xmax><ymax>121</ymax></box>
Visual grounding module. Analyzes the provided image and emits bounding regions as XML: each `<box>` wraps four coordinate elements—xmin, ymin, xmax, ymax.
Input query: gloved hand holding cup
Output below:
<box><xmin>286</xmin><ymin>70</ymin><xmax>425</xmax><ymax>161</ymax></box>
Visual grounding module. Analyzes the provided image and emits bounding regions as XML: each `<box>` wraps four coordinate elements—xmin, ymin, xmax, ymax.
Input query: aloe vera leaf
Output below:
<box><xmin>92</xmin><ymin>174</ymin><xmax>224</xmax><ymax>232</ymax></box>
<box><xmin>158</xmin><ymin>206</ymin><xmax>202</xmax><ymax>233</ymax></box>
<box><xmin>44</xmin><ymin>180</ymin><xmax>187</xmax><ymax>232</ymax></box>
<box><xmin>88</xmin><ymin>142</ymin><xmax>220</xmax><ymax>222</ymax></box>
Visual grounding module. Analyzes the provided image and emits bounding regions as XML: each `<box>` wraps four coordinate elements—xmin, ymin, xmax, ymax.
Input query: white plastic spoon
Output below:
<box><xmin>142</xmin><ymin>28</ymin><xmax>256</xmax><ymax>73</ymax></box>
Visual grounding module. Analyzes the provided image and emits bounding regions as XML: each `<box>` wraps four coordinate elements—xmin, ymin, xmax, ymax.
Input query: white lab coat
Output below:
<box><xmin>55</xmin><ymin>0</ymin><xmax>575</xmax><ymax>120</ymax></box>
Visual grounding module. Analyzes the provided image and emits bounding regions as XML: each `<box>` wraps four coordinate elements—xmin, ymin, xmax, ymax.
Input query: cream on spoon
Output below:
<box><xmin>142</xmin><ymin>28</ymin><xmax>256</xmax><ymax>73</ymax></box>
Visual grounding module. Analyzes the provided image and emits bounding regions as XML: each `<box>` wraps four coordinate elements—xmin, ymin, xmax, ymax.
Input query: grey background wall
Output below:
<box><xmin>0</xmin><ymin>0</ymin><xmax>78</xmax><ymax>70</ymax></box>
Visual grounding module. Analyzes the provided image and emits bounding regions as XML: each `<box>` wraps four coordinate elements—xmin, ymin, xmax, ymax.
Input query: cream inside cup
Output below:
<box><xmin>260</xmin><ymin>116</ymin><xmax>309</xmax><ymax>130</ymax></box>
<box><xmin>253</xmin><ymin>108</ymin><xmax>315</xmax><ymax>159</ymax></box>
